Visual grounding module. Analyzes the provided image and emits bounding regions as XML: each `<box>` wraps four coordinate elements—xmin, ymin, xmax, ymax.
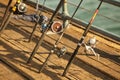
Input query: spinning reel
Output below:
<box><xmin>39</xmin><ymin>15</ymin><xmax>49</xmax><ymax>32</ymax></box>
<box><xmin>51</xmin><ymin>21</ymin><xmax>63</xmax><ymax>34</ymax></box>
<box><xmin>12</xmin><ymin>1</ymin><xmax>27</xmax><ymax>14</ymax></box>
<box><xmin>39</xmin><ymin>15</ymin><xmax>48</xmax><ymax>24</ymax></box>
<box><xmin>17</xmin><ymin>2</ymin><xmax>27</xmax><ymax>13</ymax></box>
<box><xmin>84</xmin><ymin>36</ymin><xmax>100</xmax><ymax>60</ymax></box>
<box><xmin>40</xmin><ymin>18</ymin><xmax>63</xmax><ymax>34</ymax></box>
<box><xmin>53</xmin><ymin>46</ymin><xmax>67</xmax><ymax>58</ymax></box>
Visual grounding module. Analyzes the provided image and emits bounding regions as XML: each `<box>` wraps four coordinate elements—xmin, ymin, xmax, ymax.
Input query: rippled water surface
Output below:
<box><xmin>30</xmin><ymin>0</ymin><xmax>120</xmax><ymax>37</ymax></box>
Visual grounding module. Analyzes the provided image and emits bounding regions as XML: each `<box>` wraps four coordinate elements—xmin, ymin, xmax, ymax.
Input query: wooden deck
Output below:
<box><xmin>0</xmin><ymin>1</ymin><xmax>120</xmax><ymax>80</ymax></box>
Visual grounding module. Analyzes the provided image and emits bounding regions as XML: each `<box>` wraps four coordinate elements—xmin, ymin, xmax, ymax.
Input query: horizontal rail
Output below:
<box><xmin>67</xmin><ymin>1</ymin><xmax>120</xmax><ymax>23</ymax></box>
<box><xmin>99</xmin><ymin>0</ymin><xmax>120</xmax><ymax>7</ymax></box>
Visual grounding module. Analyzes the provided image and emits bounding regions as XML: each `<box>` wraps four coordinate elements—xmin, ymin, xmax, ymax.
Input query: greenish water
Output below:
<box><xmin>30</xmin><ymin>0</ymin><xmax>120</xmax><ymax>38</ymax></box>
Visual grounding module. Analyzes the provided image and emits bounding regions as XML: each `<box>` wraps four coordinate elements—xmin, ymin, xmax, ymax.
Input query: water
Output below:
<box><xmin>30</xmin><ymin>0</ymin><xmax>120</xmax><ymax>38</ymax></box>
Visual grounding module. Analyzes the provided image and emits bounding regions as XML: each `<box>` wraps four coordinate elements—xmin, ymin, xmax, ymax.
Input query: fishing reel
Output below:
<box><xmin>17</xmin><ymin>2</ymin><xmax>27</xmax><ymax>13</ymax></box>
<box><xmin>12</xmin><ymin>1</ymin><xmax>27</xmax><ymax>14</ymax></box>
<box><xmin>53</xmin><ymin>46</ymin><xmax>67</xmax><ymax>58</ymax></box>
<box><xmin>87</xmin><ymin>36</ymin><xmax>96</xmax><ymax>47</ymax></box>
<box><xmin>39</xmin><ymin>15</ymin><xmax>49</xmax><ymax>32</ymax></box>
<box><xmin>84</xmin><ymin>36</ymin><xmax>100</xmax><ymax>60</ymax></box>
<box><xmin>51</xmin><ymin>21</ymin><xmax>63</xmax><ymax>34</ymax></box>
<box><xmin>40</xmin><ymin>19</ymin><xmax>63</xmax><ymax>34</ymax></box>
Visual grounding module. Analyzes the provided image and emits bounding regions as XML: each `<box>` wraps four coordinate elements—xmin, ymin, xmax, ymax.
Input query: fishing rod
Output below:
<box><xmin>38</xmin><ymin>0</ymin><xmax>83</xmax><ymax>73</ymax></box>
<box><xmin>27</xmin><ymin>0</ymin><xmax>64</xmax><ymax>63</ymax></box>
<box><xmin>62</xmin><ymin>0</ymin><xmax>104</xmax><ymax>76</ymax></box>
<box><xmin>0</xmin><ymin>0</ymin><xmax>27</xmax><ymax>32</ymax></box>
<box><xmin>28</xmin><ymin>0</ymin><xmax>47</xmax><ymax>42</ymax></box>
<box><xmin>0</xmin><ymin>0</ymin><xmax>12</xmax><ymax>32</ymax></box>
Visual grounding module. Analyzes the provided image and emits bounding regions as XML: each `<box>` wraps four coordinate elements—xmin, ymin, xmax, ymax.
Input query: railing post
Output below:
<box><xmin>62</xmin><ymin>0</ymin><xmax>69</xmax><ymax>28</ymax></box>
<box><xmin>36</xmin><ymin>0</ymin><xmax>39</xmax><ymax>11</ymax></box>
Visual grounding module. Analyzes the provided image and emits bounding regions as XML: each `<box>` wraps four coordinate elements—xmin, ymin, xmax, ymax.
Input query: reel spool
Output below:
<box><xmin>54</xmin><ymin>47</ymin><xmax>67</xmax><ymax>58</ymax></box>
<box><xmin>51</xmin><ymin>21</ymin><xmax>63</xmax><ymax>33</ymax></box>
<box><xmin>12</xmin><ymin>2</ymin><xmax>27</xmax><ymax>14</ymax></box>
<box><xmin>88</xmin><ymin>36</ymin><xmax>96</xmax><ymax>47</ymax></box>
<box><xmin>17</xmin><ymin>2</ymin><xmax>27</xmax><ymax>13</ymax></box>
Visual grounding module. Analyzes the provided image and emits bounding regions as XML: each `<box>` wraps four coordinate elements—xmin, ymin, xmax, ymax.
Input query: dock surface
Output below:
<box><xmin>0</xmin><ymin>1</ymin><xmax>120</xmax><ymax>80</ymax></box>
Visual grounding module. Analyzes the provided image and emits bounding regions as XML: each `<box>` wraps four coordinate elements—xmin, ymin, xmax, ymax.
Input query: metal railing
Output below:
<box><xmin>26</xmin><ymin>0</ymin><xmax>120</xmax><ymax>42</ymax></box>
